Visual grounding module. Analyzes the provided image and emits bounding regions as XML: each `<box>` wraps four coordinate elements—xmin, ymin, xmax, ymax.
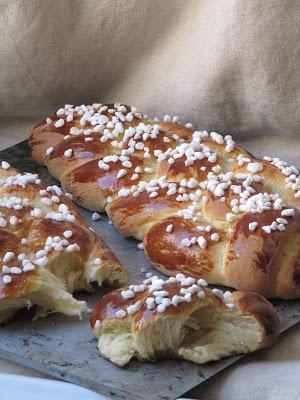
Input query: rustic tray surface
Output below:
<box><xmin>0</xmin><ymin>141</ymin><xmax>299</xmax><ymax>400</ymax></box>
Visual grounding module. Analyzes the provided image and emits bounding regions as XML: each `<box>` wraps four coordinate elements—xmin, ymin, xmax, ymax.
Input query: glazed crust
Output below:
<box><xmin>29</xmin><ymin>103</ymin><xmax>300</xmax><ymax>298</ymax></box>
<box><xmin>144</xmin><ymin>210</ymin><xmax>300</xmax><ymax>298</ymax></box>
<box><xmin>0</xmin><ymin>163</ymin><xmax>127</xmax><ymax>324</ymax></box>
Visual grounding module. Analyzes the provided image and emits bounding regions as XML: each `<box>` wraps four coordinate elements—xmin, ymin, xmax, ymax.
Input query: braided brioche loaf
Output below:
<box><xmin>91</xmin><ymin>274</ymin><xmax>279</xmax><ymax>367</ymax></box>
<box><xmin>0</xmin><ymin>161</ymin><xmax>127</xmax><ymax>324</ymax></box>
<box><xmin>29</xmin><ymin>103</ymin><xmax>300</xmax><ymax>299</ymax></box>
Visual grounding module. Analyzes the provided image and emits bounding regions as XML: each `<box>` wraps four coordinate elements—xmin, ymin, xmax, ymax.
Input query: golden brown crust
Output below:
<box><xmin>144</xmin><ymin>216</ymin><xmax>224</xmax><ymax>281</ymax></box>
<box><xmin>91</xmin><ymin>283</ymin><xmax>215</xmax><ymax>330</ymax></box>
<box><xmin>106</xmin><ymin>191</ymin><xmax>184</xmax><ymax>240</ymax></box>
<box><xmin>0</xmin><ymin>230</ymin><xmax>38</xmax><ymax>301</ymax></box>
<box><xmin>29</xmin><ymin>103</ymin><xmax>300</xmax><ymax>299</ymax></box>
<box><xmin>0</xmin><ymin>163</ymin><xmax>127</xmax><ymax>323</ymax></box>
<box><xmin>225</xmin><ymin>210</ymin><xmax>300</xmax><ymax>298</ymax></box>
<box><xmin>29</xmin><ymin>113</ymin><xmax>72</xmax><ymax>164</ymax></box>
<box><xmin>232</xmin><ymin>160</ymin><xmax>300</xmax><ymax>209</ymax></box>
<box><xmin>144</xmin><ymin>211</ymin><xmax>300</xmax><ymax>298</ymax></box>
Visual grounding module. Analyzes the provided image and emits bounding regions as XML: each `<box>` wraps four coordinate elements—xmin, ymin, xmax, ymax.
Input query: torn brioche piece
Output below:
<box><xmin>90</xmin><ymin>274</ymin><xmax>279</xmax><ymax>367</ymax></box>
<box><xmin>0</xmin><ymin>162</ymin><xmax>127</xmax><ymax>324</ymax></box>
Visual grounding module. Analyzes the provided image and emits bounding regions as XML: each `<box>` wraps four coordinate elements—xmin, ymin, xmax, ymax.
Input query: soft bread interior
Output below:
<box><xmin>30</xmin><ymin>268</ymin><xmax>87</xmax><ymax>319</ymax></box>
<box><xmin>45</xmin><ymin>251</ymin><xmax>125</xmax><ymax>292</ymax></box>
<box><xmin>97</xmin><ymin>319</ymin><xmax>135</xmax><ymax>366</ymax></box>
<box><xmin>1</xmin><ymin>250</ymin><xmax>126</xmax><ymax>325</ymax></box>
<box><xmin>85</xmin><ymin>261</ymin><xmax>126</xmax><ymax>287</ymax></box>
<box><xmin>96</xmin><ymin>300</ymin><xmax>261</xmax><ymax>367</ymax></box>
<box><xmin>178</xmin><ymin>304</ymin><xmax>261</xmax><ymax>363</ymax></box>
<box><xmin>46</xmin><ymin>252</ymin><xmax>90</xmax><ymax>293</ymax></box>
<box><xmin>0</xmin><ymin>268</ymin><xmax>86</xmax><ymax>325</ymax></box>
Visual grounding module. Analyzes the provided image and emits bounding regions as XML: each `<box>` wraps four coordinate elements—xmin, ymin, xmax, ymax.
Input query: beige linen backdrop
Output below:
<box><xmin>0</xmin><ymin>0</ymin><xmax>299</xmax><ymax>139</ymax></box>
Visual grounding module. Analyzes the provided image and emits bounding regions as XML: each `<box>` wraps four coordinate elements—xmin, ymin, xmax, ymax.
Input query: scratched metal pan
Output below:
<box><xmin>0</xmin><ymin>141</ymin><xmax>300</xmax><ymax>400</ymax></box>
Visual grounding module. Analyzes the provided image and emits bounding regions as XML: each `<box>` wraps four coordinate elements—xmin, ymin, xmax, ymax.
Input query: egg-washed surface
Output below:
<box><xmin>0</xmin><ymin>156</ymin><xmax>127</xmax><ymax>324</ymax></box>
<box><xmin>29</xmin><ymin>103</ymin><xmax>300</xmax><ymax>298</ymax></box>
<box><xmin>0</xmin><ymin>141</ymin><xmax>300</xmax><ymax>400</ymax></box>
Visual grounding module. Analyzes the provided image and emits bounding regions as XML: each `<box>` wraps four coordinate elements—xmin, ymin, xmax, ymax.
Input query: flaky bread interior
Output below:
<box><xmin>0</xmin><ymin>249</ymin><xmax>126</xmax><ymax>325</ymax></box>
<box><xmin>0</xmin><ymin>268</ymin><xmax>86</xmax><ymax>325</ymax></box>
<box><xmin>178</xmin><ymin>304</ymin><xmax>260</xmax><ymax>364</ymax></box>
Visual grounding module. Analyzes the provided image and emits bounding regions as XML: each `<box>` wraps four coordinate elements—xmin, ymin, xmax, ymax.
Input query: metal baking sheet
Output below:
<box><xmin>0</xmin><ymin>140</ymin><xmax>300</xmax><ymax>400</ymax></box>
